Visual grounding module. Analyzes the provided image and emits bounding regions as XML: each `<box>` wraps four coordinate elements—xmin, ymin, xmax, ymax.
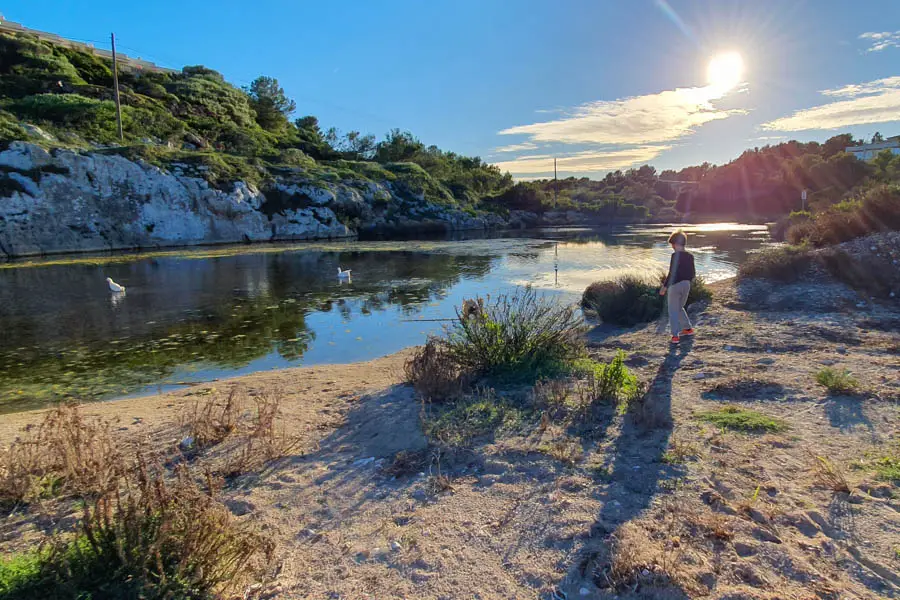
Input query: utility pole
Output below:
<box><xmin>553</xmin><ymin>157</ymin><xmax>558</xmax><ymax>208</ymax></box>
<box><xmin>111</xmin><ymin>32</ymin><xmax>123</xmax><ymax>141</ymax></box>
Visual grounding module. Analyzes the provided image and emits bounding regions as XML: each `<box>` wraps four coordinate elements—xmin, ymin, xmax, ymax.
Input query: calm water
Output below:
<box><xmin>0</xmin><ymin>224</ymin><xmax>771</xmax><ymax>412</ymax></box>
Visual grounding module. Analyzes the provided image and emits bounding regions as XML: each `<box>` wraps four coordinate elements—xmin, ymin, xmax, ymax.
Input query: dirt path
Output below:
<box><xmin>1</xmin><ymin>278</ymin><xmax>898</xmax><ymax>599</ymax></box>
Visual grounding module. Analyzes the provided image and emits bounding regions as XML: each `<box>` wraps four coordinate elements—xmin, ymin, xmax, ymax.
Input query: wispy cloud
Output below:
<box><xmin>492</xmin><ymin>142</ymin><xmax>538</xmax><ymax>153</ymax></box>
<box><xmin>492</xmin><ymin>147</ymin><xmax>670</xmax><ymax>177</ymax></box>
<box><xmin>498</xmin><ymin>85</ymin><xmax>745</xmax><ymax>146</ymax></box>
<box><xmin>762</xmin><ymin>76</ymin><xmax>900</xmax><ymax>131</ymax></box>
<box><xmin>859</xmin><ymin>30</ymin><xmax>900</xmax><ymax>53</ymax></box>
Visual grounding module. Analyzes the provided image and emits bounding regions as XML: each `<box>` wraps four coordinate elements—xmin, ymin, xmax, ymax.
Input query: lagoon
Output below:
<box><xmin>0</xmin><ymin>224</ymin><xmax>771</xmax><ymax>412</ymax></box>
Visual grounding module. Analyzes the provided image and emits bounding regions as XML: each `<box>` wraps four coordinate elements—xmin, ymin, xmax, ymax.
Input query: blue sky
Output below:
<box><xmin>5</xmin><ymin>1</ymin><xmax>900</xmax><ymax>178</ymax></box>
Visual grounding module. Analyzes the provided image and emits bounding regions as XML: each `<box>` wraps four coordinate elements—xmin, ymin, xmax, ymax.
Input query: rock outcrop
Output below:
<box><xmin>0</xmin><ymin>142</ymin><xmax>505</xmax><ymax>258</ymax></box>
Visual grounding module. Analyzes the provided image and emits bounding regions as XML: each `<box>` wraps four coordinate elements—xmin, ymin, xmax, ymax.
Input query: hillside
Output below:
<box><xmin>1</xmin><ymin>28</ymin><xmax>899</xmax><ymax>258</ymax></box>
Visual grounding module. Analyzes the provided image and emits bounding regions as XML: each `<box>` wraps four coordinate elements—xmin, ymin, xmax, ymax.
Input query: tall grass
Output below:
<box><xmin>581</xmin><ymin>274</ymin><xmax>712</xmax><ymax>326</ymax></box>
<box><xmin>0</xmin><ymin>405</ymin><xmax>123</xmax><ymax>508</ymax></box>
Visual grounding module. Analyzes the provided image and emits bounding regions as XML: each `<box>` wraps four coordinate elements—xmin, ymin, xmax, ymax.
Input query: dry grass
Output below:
<box><xmin>185</xmin><ymin>386</ymin><xmax>241</xmax><ymax>448</ymax></box>
<box><xmin>594</xmin><ymin>522</ymin><xmax>684</xmax><ymax>593</ymax></box>
<box><xmin>1</xmin><ymin>457</ymin><xmax>274</xmax><ymax>599</ymax></box>
<box><xmin>539</xmin><ymin>436</ymin><xmax>583</xmax><ymax>466</ymax></box>
<box><xmin>183</xmin><ymin>387</ymin><xmax>301</xmax><ymax>478</ymax></box>
<box><xmin>0</xmin><ymin>405</ymin><xmax>126</xmax><ymax>508</ymax></box>
<box><xmin>811</xmin><ymin>453</ymin><xmax>852</xmax><ymax>493</ymax></box>
<box><xmin>0</xmin><ymin>406</ymin><xmax>276</xmax><ymax>598</ymax></box>
<box><xmin>404</xmin><ymin>338</ymin><xmax>465</xmax><ymax>402</ymax></box>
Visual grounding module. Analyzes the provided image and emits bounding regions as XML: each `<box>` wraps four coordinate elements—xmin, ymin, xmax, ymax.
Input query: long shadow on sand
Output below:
<box><xmin>578</xmin><ymin>339</ymin><xmax>693</xmax><ymax>592</ymax></box>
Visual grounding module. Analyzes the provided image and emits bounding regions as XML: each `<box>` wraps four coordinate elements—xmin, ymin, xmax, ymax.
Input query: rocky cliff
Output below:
<box><xmin>0</xmin><ymin>142</ymin><xmax>506</xmax><ymax>258</ymax></box>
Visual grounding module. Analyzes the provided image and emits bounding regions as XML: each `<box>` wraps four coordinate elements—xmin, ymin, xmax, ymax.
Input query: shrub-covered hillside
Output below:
<box><xmin>0</xmin><ymin>31</ymin><xmax>512</xmax><ymax>209</ymax></box>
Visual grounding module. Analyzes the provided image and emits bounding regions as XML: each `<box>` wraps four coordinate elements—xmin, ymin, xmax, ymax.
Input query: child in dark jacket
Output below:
<box><xmin>658</xmin><ymin>229</ymin><xmax>696</xmax><ymax>343</ymax></box>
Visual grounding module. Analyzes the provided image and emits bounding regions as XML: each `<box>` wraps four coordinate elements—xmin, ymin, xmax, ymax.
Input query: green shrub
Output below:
<box><xmin>581</xmin><ymin>273</ymin><xmax>711</xmax><ymax>326</ymax></box>
<box><xmin>406</xmin><ymin>289</ymin><xmax>585</xmax><ymax>392</ymax></box>
<box><xmin>696</xmin><ymin>406</ymin><xmax>788</xmax><ymax>433</ymax></box>
<box><xmin>738</xmin><ymin>245</ymin><xmax>812</xmax><ymax>282</ymax></box>
<box><xmin>443</xmin><ymin>288</ymin><xmax>585</xmax><ymax>381</ymax></box>
<box><xmin>815</xmin><ymin>367</ymin><xmax>859</xmax><ymax>395</ymax></box>
<box><xmin>571</xmin><ymin>351</ymin><xmax>641</xmax><ymax>412</ymax></box>
<box><xmin>581</xmin><ymin>275</ymin><xmax>660</xmax><ymax>326</ymax></box>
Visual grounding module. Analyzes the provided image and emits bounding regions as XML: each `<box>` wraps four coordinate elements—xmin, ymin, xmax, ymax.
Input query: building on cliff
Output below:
<box><xmin>845</xmin><ymin>135</ymin><xmax>900</xmax><ymax>161</ymax></box>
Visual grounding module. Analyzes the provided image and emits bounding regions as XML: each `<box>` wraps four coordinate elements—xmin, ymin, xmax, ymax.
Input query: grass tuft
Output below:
<box><xmin>696</xmin><ymin>406</ymin><xmax>788</xmax><ymax>433</ymax></box>
<box><xmin>815</xmin><ymin>367</ymin><xmax>859</xmax><ymax>395</ymax></box>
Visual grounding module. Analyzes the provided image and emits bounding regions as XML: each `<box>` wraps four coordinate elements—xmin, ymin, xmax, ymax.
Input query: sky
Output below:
<box><xmin>4</xmin><ymin>0</ymin><xmax>900</xmax><ymax>179</ymax></box>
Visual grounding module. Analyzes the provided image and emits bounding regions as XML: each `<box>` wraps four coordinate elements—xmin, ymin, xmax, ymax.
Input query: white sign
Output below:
<box><xmin>801</xmin><ymin>190</ymin><xmax>807</xmax><ymax>201</ymax></box>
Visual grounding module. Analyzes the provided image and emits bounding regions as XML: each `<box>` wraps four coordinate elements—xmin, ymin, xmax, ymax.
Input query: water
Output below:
<box><xmin>0</xmin><ymin>224</ymin><xmax>771</xmax><ymax>412</ymax></box>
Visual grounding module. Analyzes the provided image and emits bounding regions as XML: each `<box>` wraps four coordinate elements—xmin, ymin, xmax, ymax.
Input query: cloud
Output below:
<box><xmin>492</xmin><ymin>147</ymin><xmax>670</xmax><ymax>177</ymax></box>
<box><xmin>859</xmin><ymin>30</ymin><xmax>900</xmax><ymax>52</ymax></box>
<box><xmin>762</xmin><ymin>76</ymin><xmax>900</xmax><ymax>131</ymax></box>
<box><xmin>498</xmin><ymin>85</ymin><xmax>745</xmax><ymax>146</ymax></box>
<box><xmin>492</xmin><ymin>142</ymin><xmax>538</xmax><ymax>153</ymax></box>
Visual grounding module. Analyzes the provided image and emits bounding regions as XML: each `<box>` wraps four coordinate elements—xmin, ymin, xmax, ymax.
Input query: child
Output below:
<box><xmin>659</xmin><ymin>229</ymin><xmax>696</xmax><ymax>343</ymax></box>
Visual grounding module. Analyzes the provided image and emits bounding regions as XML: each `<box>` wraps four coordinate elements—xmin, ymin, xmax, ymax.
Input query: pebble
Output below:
<box><xmin>856</xmin><ymin>302</ymin><xmax>866</xmax><ymax>308</ymax></box>
<box><xmin>353</xmin><ymin>457</ymin><xmax>376</xmax><ymax>467</ymax></box>
<box><xmin>641</xmin><ymin>569</ymin><xmax>651</xmax><ymax>577</ymax></box>
<box><xmin>757</xmin><ymin>358</ymin><xmax>775</xmax><ymax>365</ymax></box>
<box><xmin>390</xmin><ymin>541</ymin><xmax>402</xmax><ymax>551</ymax></box>
<box><xmin>836</xmin><ymin>346</ymin><xmax>847</xmax><ymax>354</ymax></box>
<box><xmin>579</xmin><ymin>587</ymin><xmax>590</xmax><ymax>596</ymax></box>
<box><xmin>693</xmin><ymin>373</ymin><xmax>706</xmax><ymax>380</ymax></box>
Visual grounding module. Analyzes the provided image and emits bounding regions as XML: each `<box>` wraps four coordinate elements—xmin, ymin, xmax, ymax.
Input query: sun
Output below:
<box><xmin>707</xmin><ymin>52</ymin><xmax>744</xmax><ymax>91</ymax></box>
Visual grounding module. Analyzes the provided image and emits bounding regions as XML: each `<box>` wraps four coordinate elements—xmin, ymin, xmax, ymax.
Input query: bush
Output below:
<box><xmin>738</xmin><ymin>245</ymin><xmax>812</xmax><ymax>282</ymax></box>
<box><xmin>815</xmin><ymin>367</ymin><xmax>859</xmax><ymax>395</ymax></box>
<box><xmin>443</xmin><ymin>288</ymin><xmax>585</xmax><ymax>381</ymax></box>
<box><xmin>406</xmin><ymin>288</ymin><xmax>584</xmax><ymax>393</ymax></box>
<box><xmin>581</xmin><ymin>275</ymin><xmax>661</xmax><ymax>326</ymax></box>
<box><xmin>581</xmin><ymin>274</ymin><xmax>712</xmax><ymax>326</ymax></box>
<box><xmin>788</xmin><ymin>184</ymin><xmax>900</xmax><ymax>247</ymax></box>
<box><xmin>0</xmin><ymin>460</ymin><xmax>272</xmax><ymax>600</ymax></box>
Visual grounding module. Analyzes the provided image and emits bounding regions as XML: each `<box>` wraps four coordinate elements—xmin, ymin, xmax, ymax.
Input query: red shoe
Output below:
<box><xmin>681</xmin><ymin>328</ymin><xmax>695</xmax><ymax>336</ymax></box>
<box><xmin>670</xmin><ymin>335</ymin><xmax>680</xmax><ymax>343</ymax></box>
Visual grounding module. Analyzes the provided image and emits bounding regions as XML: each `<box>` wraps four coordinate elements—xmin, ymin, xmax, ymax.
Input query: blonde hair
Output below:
<box><xmin>668</xmin><ymin>229</ymin><xmax>687</xmax><ymax>247</ymax></box>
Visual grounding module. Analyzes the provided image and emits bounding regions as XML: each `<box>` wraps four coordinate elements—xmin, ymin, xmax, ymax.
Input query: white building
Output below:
<box><xmin>845</xmin><ymin>136</ymin><xmax>900</xmax><ymax>161</ymax></box>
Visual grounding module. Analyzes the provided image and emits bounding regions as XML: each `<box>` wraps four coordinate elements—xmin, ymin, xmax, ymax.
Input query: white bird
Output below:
<box><xmin>106</xmin><ymin>277</ymin><xmax>126</xmax><ymax>292</ymax></box>
<box><xmin>337</xmin><ymin>267</ymin><xmax>352</xmax><ymax>279</ymax></box>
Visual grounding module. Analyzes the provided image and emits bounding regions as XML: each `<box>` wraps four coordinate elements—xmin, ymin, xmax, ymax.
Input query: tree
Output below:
<box><xmin>821</xmin><ymin>133</ymin><xmax>856</xmax><ymax>159</ymax></box>
<box><xmin>246</xmin><ymin>76</ymin><xmax>296</xmax><ymax>131</ymax></box>
<box><xmin>374</xmin><ymin>129</ymin><xmax>425</xmax><ymax>163</ymax></box>
<box><xmin>872</xmin><ymin>131</ymin><xmax>884</xmax><ymax>144</ymax></box>
<box><xmin>324</xmin><ymin>128</ymin><xmax>377</xmax><ymax>160</ymax></box>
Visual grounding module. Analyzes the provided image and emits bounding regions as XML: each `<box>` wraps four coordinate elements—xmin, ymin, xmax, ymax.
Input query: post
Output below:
<box><xmin>801</xmin><ymin>189</ymin><xmax>807</xmax><ymax>211</ymax></box>
<box><xmin>553</xmin><ymin>157</ymin><xmax>558</xmax><ymax>207</ymax></box>
<box><xmin>111</xmin><ymin>33</ymin><xmax>123</xmax><ymax>141</ymax></box>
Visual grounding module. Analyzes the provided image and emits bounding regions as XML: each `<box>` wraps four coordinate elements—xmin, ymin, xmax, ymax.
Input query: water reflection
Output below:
<box><xmin>0</xmin><ymin>225</ymin><xmax>769</xmax><ymax>412</ymax></box>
